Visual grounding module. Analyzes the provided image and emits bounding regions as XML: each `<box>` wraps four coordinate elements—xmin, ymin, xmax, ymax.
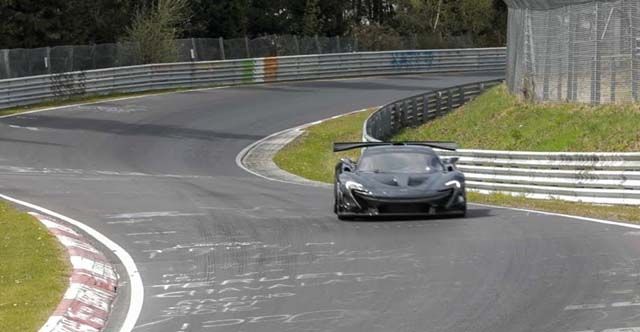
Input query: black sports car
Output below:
<box><xmin>333</xmin><ymin>142</ymin><xmax>466</xmax><ymax>220</ymax></box>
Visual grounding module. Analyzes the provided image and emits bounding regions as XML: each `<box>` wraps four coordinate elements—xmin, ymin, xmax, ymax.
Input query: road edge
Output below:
<box><xmin>0</xmin><ymin>193</ymin><xmax>143</xmax><ymax>332</ymax></box>
<box><xmin>236</xmin><ymin>111</ymin><xmax>640</xmax><ymax>232</ymax></box>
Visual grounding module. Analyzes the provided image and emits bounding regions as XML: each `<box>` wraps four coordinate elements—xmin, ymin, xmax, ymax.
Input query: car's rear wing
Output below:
<box><xmin>333</xmin><ymin>141</ymin><xmax>458</xmax><ymax>152</ymax></box>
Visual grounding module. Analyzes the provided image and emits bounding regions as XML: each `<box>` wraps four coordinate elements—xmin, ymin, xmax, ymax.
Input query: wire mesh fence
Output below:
<box><xmin>0</xmin><ymin>34</ymin><xmax>475</xmax><ymax>80</ymax></box>
<box><xmin>506</xmin><ymin>0</ymin><xmax>640</xmax><ymax>104</ymax></box>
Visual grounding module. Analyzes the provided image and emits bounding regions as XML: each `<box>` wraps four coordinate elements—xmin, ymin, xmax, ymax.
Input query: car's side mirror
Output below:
<box><xmin>442</xmin><ymin>157</ymin><xmax>459</xmax><ymax>172</ymax></box>
<box><xmin>340</xmin><ymin>158</ymin><xmax>356</xmax><ymax>173</ymax></box>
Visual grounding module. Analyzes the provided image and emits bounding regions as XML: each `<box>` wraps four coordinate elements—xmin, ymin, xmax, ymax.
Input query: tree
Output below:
<box><xmin>302</xmin><ymin>0</ymin><xmax>321</xmax><ymax>35</ymax></box>
<box><xmin>121</xmin><ymin>0</ymin><xmax>190</xmax><ymax>64</ymax></box>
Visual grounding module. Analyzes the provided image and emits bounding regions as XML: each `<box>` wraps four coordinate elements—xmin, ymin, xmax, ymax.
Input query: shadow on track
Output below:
<box><xmin>2</xmin><ymin>115</ymin><xmax>264</xmax><ymax>142</ymax></box>
<box><xmin>338</xmin><ymin>208</ymin><xmax>493</xmax><ymax>223</ymax></box>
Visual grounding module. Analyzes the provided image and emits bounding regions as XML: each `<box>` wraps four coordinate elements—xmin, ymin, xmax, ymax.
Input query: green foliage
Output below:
<box><xmin>302</xmin><ymin>0</ymin><xmax>322</xmax><ymax>36</ymax></box>
<box><xmin>274</xmin><ymin>110</ymin><xmax>374</xmax><ymax>183</ymax></box>
<box><xmin>122</xmin><ymin>0</ymin><xmax>190</xmax><ymax>64</ymax></box>
<box><xmin>0</xmin><ymin>201</ymin><xmax>69</xmax><ymax>331</ymax></box>
<box><xmin>394</xmin><ymin>84</ymin><xmax>640</xmax><ymax>152</ymax></box>
<box><xmin>0</xmin><ymin>0</ymin><xmax>508</xmax><ymax>49</ymax></box>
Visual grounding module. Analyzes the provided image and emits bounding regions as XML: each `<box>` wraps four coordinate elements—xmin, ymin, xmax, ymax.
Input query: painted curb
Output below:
<box><xmin>236</xmin><ymin>108</ymin><xmax>374</xmax><ymax>187</ymax></box>
<box><xmin>32</xmin><ymin>212</ymin><xmax>118</xmax><ymax>332</ymax></box>
<box><xmin>0</xmin><ymin>193</ymin><xmax>143</xmax><ymax>332</ymax></box>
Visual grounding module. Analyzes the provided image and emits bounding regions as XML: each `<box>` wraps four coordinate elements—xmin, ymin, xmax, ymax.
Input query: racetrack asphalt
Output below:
<box><xmin>3</xmin><ymin>72</ymin><xmax>640</xmax><ymax>332</ymax></box>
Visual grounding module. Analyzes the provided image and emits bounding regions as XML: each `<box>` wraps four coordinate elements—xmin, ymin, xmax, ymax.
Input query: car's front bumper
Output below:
<box><xmin>339</xmin><ymin>187</ymin><xmax>466</xmax><ymax>216</ymax></box>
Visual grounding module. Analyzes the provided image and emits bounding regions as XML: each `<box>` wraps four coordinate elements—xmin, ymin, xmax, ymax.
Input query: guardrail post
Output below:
<box><xmin>219</xmin><ymin>37</ymin><xmax>226</xmax><ymax>60</ymax></box>
<box><xmin>422</xmin><ymin>95</ymin><xmax>430</xmax><ymax>122</ymax></box>
<box><xmin>447</xmin><ymin>89</ymin><xmax>453</xmax><ymax>112</ymax></box>
<box><xmin>315</xmin><ymin>35</ymin><xmax>322</xmax><ymax>54</ymax></box>
<box><xmin>244</xmin><ymin>36</ymin><xmax>251</xmax><ymax>58</ymax></box>
<box><xmin>458</xmin><ymin>86</ymin><xmax>465</xmax><ymax>105</ymax></box>
<box><xmin>294</xmin><ymin>35</ymin><xmax>300</xmax><ymax>55</ymax></box>
<box><xmin>2</xmin><ymin>49</ymin><xmax>10</xmax><ymax>78</ymax></box>
<box><xmin>435</xmin><ymin>91</ymin><xmax>442</xmax><ymax>115</ymax></box>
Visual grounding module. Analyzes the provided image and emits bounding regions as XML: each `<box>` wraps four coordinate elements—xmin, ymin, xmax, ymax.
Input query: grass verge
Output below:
<box><xmin>395</xmin><ymin>84</ymin><xmax>640</xmax><ymax>152</ymax></box>
<box><xmin>0</xmin><ymin>202</ymin><xmax>69</xmax><ymax>332</ymax></box>
<box><xmin>274</xmin><ymin>109</ymin><xmax>375</xmax><ymax>183</ymax></box>
<box><xmin>274</xmin><ymin>96</ymin><xmax>640</xmax><ymax>224</ymax></box>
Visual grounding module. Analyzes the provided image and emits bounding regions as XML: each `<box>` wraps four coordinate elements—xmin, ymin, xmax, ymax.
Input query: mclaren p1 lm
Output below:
<box><xmin>333</xmin><ymin>142</ymin><xmax>466</xmax><ymax>220</ymax></box>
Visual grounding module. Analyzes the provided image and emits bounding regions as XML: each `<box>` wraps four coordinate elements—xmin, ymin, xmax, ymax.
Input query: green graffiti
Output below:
<box><xmin>242</xmin><ymin>60</ymin><xmax>255</xmax><ymax>83</ymax></box>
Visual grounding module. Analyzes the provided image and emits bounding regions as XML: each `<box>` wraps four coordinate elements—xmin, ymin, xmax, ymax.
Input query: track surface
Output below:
<box><xmin>3</xmin><ymin>73</ymin><xmax>640</xmax><ymax>332</ymax></box>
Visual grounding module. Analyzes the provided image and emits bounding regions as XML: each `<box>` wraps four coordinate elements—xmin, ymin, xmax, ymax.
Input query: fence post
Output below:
<box><xmin>2</xmin><ymin>49</ymin><xmax>10</xmax><ymax>78</ymax></box>
<box><xmin>336</xmin><ymin>36</ymin><xmax>341</xmax><ymax>53</ymax></box>
<box><xmin>244</xmin><ymin>36</ymin><xmax>250</xmax><ymax>58</ymax></box>
<box><xmin>190</xmin><ymin>38</ymin><xmax>198</xmax><ymax>61</ymax></box>
<box><xmin>315</xmin><ymin>35</ymin><xmax>322</xmax><ymax>54</ymax></box>
<box><xmin>219</xmin><ymin>37</ymin><xmax>226</xmax><ymax>60</ymax></box>
<box><xmin>422</xmin><ymin>95</ymin><xmax>429</xmax><ymax>122</ymax></box>
<box><xmin>354</xmin><ymin>36</ymin><xmax>359</xmax><ymax>52</ymax></box>
<box><xmin>68</xmin><ymin>47</ymin><xmax>74</xmax><ymax>72</ymax></box>
<box><xmin>45</xmin><ymin>47</ymin><xmax>51</xmax><ymax>74</ymax></box>
<box><xmin>294</xmin><ymin>35</ymin><xmax>301</xmax><ymax>55</ymax></box>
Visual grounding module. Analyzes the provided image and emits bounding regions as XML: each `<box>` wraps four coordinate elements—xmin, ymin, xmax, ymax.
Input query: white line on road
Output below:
<box><xmin>0</xmin><ymin>193</ymin><xmax>144</xmax><ymax>332</ymax></box>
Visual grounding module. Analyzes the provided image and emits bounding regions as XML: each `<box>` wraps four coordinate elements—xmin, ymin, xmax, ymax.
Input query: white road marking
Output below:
<box><xmin>131</xmin><ymin>317</ymin><xmax>174</xmax><ymax>330</ymax></box>
<box><xmin>8</xmin><ymin>124</ymin><xmax>39</xmax><ymax>131</ymax></box>
<box><xmin>0</xmin><ymin>193</ymin><xmax>144</xmax><ymax>332</ymax></box>
<box><xmin>107</xmin><ymin>219</ymin><xmax>153</xmax><ymax>225</ymax></box>
<box><xmin>107</xmin><ymin>212</ymin><xmax>205</xmax><ymax>219</ymax></box>
<box><xmin>234</xmin><ymin>108</ymin><xmax>374</xmax><ymax>187</ymax></box>
<box><xmin>126</xmin><ymin>231</ymin><xmax>177</xmax><ymax>236</ymax></box>
<box><xmin>565</xmin><ymin>304</ymin><xmax>607</xmax><ymax>310</ymax></box>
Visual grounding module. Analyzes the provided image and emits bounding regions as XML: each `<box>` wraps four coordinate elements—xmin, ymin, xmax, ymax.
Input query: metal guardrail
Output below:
<box><xmin>0</xmin><ymin>48</ymin><xmax>506</xmax><ymax>110</ymax></box>
<box><xmin>363</xmin><ymin>81</ymin><xmax>640</xmax><ymax>205</ymax></box>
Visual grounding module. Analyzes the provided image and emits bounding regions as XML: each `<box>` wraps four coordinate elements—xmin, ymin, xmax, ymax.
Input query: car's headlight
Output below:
<box><xmin>445</xmin><ymin>180</ymin><xmax>462</xmax><ymax>189</ymax></box>
<box><xmin>345</xmin><ymin>180</ymin><xmax>366</xmax><ymax>192</ymax></box>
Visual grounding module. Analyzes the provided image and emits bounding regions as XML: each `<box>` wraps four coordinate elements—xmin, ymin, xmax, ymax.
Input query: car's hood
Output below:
<box><xmin>347</xmin><ymin>171</ymin><xmax>449</xmax><ymax>198</ymax></box>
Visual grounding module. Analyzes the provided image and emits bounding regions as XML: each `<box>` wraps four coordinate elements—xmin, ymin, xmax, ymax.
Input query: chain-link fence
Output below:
<box><xmin>0</xmin><ymin>34</ymin><xmax>475</xmax><ymax>80</ymax></box>
<box><xmin>505</xmin><ymin>0</ymin><xmax>640</xmax><ymax>104</ymax></box>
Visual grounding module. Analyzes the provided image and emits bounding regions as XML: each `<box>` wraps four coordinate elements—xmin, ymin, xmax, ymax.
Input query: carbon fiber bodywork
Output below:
<box><xmin>334</xmin><ymin>145</ymin><xmax>466</xmax><ymax>219</ymax></box>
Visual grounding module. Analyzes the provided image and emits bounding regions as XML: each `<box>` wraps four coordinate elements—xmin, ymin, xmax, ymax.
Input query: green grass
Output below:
<box><xmin>0</xmin><ymin>202</ymin><xmax>69</xmax><ymax>332</ymax></box>
<box><xmin>274</xmin><ymin>109</ymin><xmax>375</xmax><ymax>183</ymax></box>
<box><xmin>468</xmin><ymin>192</ymin><xmax>640</xmax><ymax>224</ymax></box>
<box><xmin>274</xmin><ymin>90</ymin><xmax>640</xmax><ymax>224</ymax></box>
<box><xmin>394</xmin><ymin>84</ymin><xmax>640</xmax><ymax>152</ymax></box>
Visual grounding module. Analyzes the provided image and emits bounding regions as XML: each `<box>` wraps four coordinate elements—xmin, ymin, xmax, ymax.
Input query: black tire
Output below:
<box><xmin>337</xmin><ymin>214</ymin><xmax>354</xmax><ymax>221</ymax></box>
<box><xmin>333</xmin><ymin>180</ymin><xmax>340</xmax><ymax>214</ymax></box>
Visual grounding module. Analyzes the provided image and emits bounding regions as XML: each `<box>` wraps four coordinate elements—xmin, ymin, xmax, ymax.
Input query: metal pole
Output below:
<box><xmin>315</xmin><ymin>35</ymin><xmax>322</xmax><ymax>54</ymax></box>
<box><xmin>294</xmin><ymin>35</ymin><xmax>301</xmax><ymax>55</ymax></box>
<box><xmin>567</xmin><ymin>5</ymin><xmax>576</xmax><ymax>101</ymax></box>
<box><xmin>2</xmin><ymin>49</ymin><xmax>10</xmax><ymax>78</ymax></box>
<box><xmin>244</xmin><ymin>36</ymin><xmax>250</xmax><ymax>58</ymax></box>
<box><xmin>336</xmin><ymin>36</ymin><xmax>341</xmax><ymax>53</ymax></box>
<box><xmin>190</xmin><ymin>38</ymin><xmax>198</xmax><ymax>61</ymax></box>
<box><xmin>45</xmin><ymin>47</ymin><xmax>51</xmax><ymax>74</ymax></box>
<box><xmin>219</xmin><ymin>37</ymin><xmax>226</xmax><ymax>60</ymax></box>
<box><xmin>591</xmin><ymin>2</ymin><xmax>601</xmax><ymax>104</ymax></box>
<box><xmin>631</xmin><ymin>3</ymin><xmax>638</xmax><ymax>102</ymax></box>
<box><xmin>542</xmin><ymin>11</ymin><xmax>551</xmax><ymax>100</ymax></box>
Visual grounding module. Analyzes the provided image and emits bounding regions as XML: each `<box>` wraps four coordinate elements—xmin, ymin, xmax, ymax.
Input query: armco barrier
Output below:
<box><xmin>363</xmin><ymin>81</ymin><xmax>640</xmax><ymax>205</ymax></box>
<box><xmin>0</xmin><ymin>48</ymin><xmax>505</xmax><ymax>109</ymax></box>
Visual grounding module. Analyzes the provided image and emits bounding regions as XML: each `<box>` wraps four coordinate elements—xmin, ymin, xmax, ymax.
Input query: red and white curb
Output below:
<box><xmin>31</xmin><ymin>212</ymin><xmax>118</xmax><ymax>332</ymax></box>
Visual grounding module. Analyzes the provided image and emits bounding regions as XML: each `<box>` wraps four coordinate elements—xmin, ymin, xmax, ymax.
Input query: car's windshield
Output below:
<box><xmin>357</xmin><ymin>151</ymin><xmax>444</xmax><ymax>173</ymax></box>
